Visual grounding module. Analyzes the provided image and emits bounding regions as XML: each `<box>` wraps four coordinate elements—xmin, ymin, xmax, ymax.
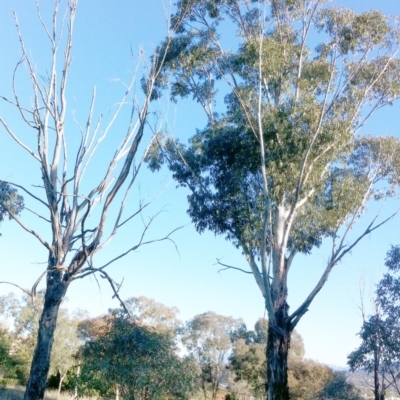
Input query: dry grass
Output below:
<box><xmin>0</xmin><ymin>386</ymin><xmax>97</xmax><ymax>400</ymax></box>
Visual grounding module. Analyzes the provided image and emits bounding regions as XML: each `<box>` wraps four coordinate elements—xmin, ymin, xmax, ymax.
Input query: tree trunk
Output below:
<box><xmin>74</xmin><ymin>363</ymin><xmax>81</xmax><ymax>399</ymax></box>
<box><xmin>266</xmin><ymin>304</ymin><xmax>291</xmax><ymax>400</ymax></box>
<box><xmin>211</xmin><ymin>364</ymin><xmax>219</xmax><ymax>400</ymax></box>
<box><xmin>373</xmin><ymin>349</ymin><xmax>385</xmax><ymax>400</ymax></box>
<box><xmin>57</xmin><ymin>371</ymin><xmax>67</xmax><ymax>399</ymax></box>
<box><xmin>23</xmin><ymin>269</ymin><xmax>69</xmax><ymax>400</ymax></box>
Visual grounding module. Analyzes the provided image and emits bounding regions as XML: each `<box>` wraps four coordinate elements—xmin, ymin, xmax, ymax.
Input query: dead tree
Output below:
<box><xmin>0</xmin><ymin>1</ymin><xmax>180</xmax><ymax>399</ymax></box>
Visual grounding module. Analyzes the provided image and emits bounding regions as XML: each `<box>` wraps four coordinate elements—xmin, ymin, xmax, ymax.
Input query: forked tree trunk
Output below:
<box><xmin>57</xmin><ymin>371</ymin><xmax>67</xmax><ymax>399</ymax></box>
<box><xmin>373</xmin><ymin>349</ymin><xmax>384</xmax><ymax>400</ymax></box>
<box><xmin>23</xmin><ymin>268</ymin><xmax>69</xmax><ymax>400</ymax></box>
<box><xmin>266</xmin><ymin>303</ymin><xmax>292</xmax><ymax>400</ymax></box>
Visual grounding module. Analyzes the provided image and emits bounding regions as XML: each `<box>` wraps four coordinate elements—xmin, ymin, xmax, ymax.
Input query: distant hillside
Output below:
<box><xmin>346</xmin><ymin>370</ymin><xmax>400</xmax><ymax>399</ymax></box>
<box><xmin>328</xmin><ymin>364</ymin><xmax>348</xmax><ymax>371</ymax></box>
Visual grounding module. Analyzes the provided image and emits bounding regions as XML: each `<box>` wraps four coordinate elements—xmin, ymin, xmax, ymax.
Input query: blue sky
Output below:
<box><xmin>1</xmin><ymin>0</ymin><xmax>400</xmax><ymax>368</ymax></box>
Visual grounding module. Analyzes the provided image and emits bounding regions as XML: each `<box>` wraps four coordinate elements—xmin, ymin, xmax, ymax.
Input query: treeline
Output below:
<box><xmin>0</xmin><ymin>294</ymin><xmax>360</xmax><ymax>400</ymax></box>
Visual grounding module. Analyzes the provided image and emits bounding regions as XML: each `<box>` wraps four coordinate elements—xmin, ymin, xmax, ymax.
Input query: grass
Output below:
<box><xmin>0</xmin><ymin>386</ymin><xmax>97</xmax><ymax>400</ymax></box>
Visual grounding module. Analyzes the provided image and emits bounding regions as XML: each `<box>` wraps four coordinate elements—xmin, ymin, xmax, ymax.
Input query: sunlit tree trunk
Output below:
<box><xmin>57</xmin><ymin>371</ymin><xmax>67</xmax><ymax>399</ymax></box>
<box><xmin>73</xmin><ymin>363</ymin><xmax>80</xmax><ymax>399</ymax></box>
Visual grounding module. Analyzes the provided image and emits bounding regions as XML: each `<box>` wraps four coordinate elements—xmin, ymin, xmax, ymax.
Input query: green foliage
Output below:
<box><xmin>125</xmin><ymin>295</ymin><xmax>182</xmax><ymax>338</ymax></box>
<box><xmin>47</xmin><ymin>309</ymin><xmax>82</xmax><ymax>392</ymax></box>
<box><xmin>319</xmin><ymin>371</ymin><xmax>362</xmax><ymax>400</ymax></box>
<box><xmin>0</xmin><ymin>293</ymin><xmax>43</xmax><ymax>385</ymax></box>
<box><xmin>289</xmin><ymin>360</ymin><xmax>361</xmax><ymax>400</ymax></box>
<box><xmin>148</xmin><ymin>0</ymin><xmax>400</xmax><ymax>257</ymax></box>
<box><xmin>0</xmin><ymin>329</ymin><xmax>15</xmax><ymax>382</ymax></box>
<box><xmin>229</xmin><ymin>321</ymin><xmax>358</xmax><ymax>399</ymax></box>
<box><xmin>0</xmin><ymin>182</ymin><xmax>24</xmax><ymax>232</ymax></box>
<box><xmin>78</xmin><ymin>311</ymin><xmax>199</xmax><ymax>400</ymax></box>
<box><xmin>184</xmin><ymin>311</ymin><xmax>244</xmax><ymax>400</ymax></box>
<box><xmin>347</xmin><ymin>315</ymin><xmax>389</xmax><ymax>373</ymax></box>
<box><xmin>148</xmin><ymin>4</ymin><xmax>400</xmax><ymax>395</ymax></box>
<box><xmin>349</xmin><ymin>245</ymin><xmax>400</xmax><ymax>397</ymax></box>
<box><xmin>229</xmin><ymin>320</ymin><xmax>305</xmax><ymax>398</ymax></box>
<box><xmin>289</xmin><ymin>360</ymin><xmax>332</xmax><ymax>400</ymax></box>
<box><xmin>0</xmin><ymin>293</ymin><xmax>82</xmax><ymax>388</ymax></box>
<box><xmin>230</xmin><ymin>339</ymin><xmax>266</xmax><ymax>398</ymax></box>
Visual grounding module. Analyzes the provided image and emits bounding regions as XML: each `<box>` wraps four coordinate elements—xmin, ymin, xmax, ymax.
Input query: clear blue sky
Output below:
<box><xmin>0</xmin><ymin>0</ymin><xmax>400</xmax><ymax>368</ymax></box>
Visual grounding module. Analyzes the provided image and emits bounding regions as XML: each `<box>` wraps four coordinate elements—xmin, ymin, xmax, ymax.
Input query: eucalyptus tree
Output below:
<box><xmin>289</xmin><ymin>360</ymin><xmax>361</xmax><ymax>400</ymax></box>
<box><xmin>78</xmin><ymin>311</ymin><xmax>199</xmax><ymax>400</ymax></box>
<box><xmin>230</xmin><ymin>338</ymin><xmax>267</xmax><ymax>399</ymax></box>
<box><xmin>349</xmin><ymin>246</ymin><xmax>400</xmax><ymax>400</ymax></box>
<box><xmin>0</xmin><ymin>1</ymin><xmax>183</xmax><ymax>399</ymax></box>
<box><xmin>147</xmin><ymin>0</ymin><xmax>400</xmax><ymax>398</ymax></box>
<box><xmin>0</xmin><ymin>328</ymin><xmax>14</xmax><ymax>383</ymax></box>
<box><xmin>183</xmin><ymin>311</ymin><xmax>244</xmax><ymax>400</ymax></box>
<box><xmin>49</xmin><ymin>310</ymin><xmax>82</xmax><ymax>399</ymax></box>
<box><xmin>125</xmin><ymin>295</ymin><xmax>182</xmax><ymax>337</ymax></box>
<box><xmin>348</xmin><ymin>315</ymin><xmax>389</xmax><ymax>400</ymax></box>
<box><xmin>0</xmin><ymin>292</ymin><xmax>81</xmax><ymax>395</ymax></box>
<box><xmin>230</xmin><ymin>319</ymin><xmax>270</xmax><ymax>399</ymax></box>
<box><xmin>0</xmin><ymin>182</ymin><xmax>23</xmax><ymax>231</ymax></box>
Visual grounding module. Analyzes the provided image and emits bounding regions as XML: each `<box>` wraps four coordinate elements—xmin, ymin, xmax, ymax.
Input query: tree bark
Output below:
<box><xmin>266</xmin><ymin>304</ymin><xmax>291</xmax><ymax>400</ymax></box>
<box><xmin>74</xmin><ymin>363</ymin><xmax>81</xmax><ymax>399</ymax></box>
<box><xmin>23</xmin><ymin>268</ymin><xmax>69</xmax><ymax>400</ymax></box>
<box><xmin>374</xmin><ymin>348</ymin><xmax>385</xmax><ymax>400</ymax></box>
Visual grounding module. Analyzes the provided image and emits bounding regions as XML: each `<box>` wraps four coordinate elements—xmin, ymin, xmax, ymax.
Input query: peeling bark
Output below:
<box><xmin>266</xmin><ymin>303</ymin><xmax>292</xmax><ymax>400</ymax></box>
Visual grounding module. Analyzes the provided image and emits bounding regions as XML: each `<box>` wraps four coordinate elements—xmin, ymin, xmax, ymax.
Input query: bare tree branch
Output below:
<box><xmin>215</xmin><ymin>258</ymin><xmax>253</xmax><ymax>275</ymax></box>
<box><xmin>0</xmin><ymin>281</ymin><xmax>32</xmax><ymax>297</ymax></box>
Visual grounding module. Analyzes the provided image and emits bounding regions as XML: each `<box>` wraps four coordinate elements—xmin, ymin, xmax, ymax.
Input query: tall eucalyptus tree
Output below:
<box><xmin>148</xmin><ymin>0</ymin><xmax>400</xmax><ymax>398</ymax></box>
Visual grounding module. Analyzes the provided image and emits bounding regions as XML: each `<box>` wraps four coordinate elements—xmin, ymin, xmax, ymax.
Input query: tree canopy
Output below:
<box><xmin>0</xmin><ymin>182</ymin><xmax>23</xmax><ymax>232</ymax></box>
<box><xmin>348</xmin><ymin>246</ymin><xmax>400</xmax><ymax>399</ymax></box>
<box><xmin>147</xmin><ymin>0</ymin><xmax>400</xmax><ymax>397</ymax></box>
<box><xmin>79</xmin><ymin>311</ymin><xmax>199</xmax><ymax>400</ymax></box>
<box><xmin>183</xmin><ymin>311</ymin><xmax>244</xmax><ymax>400</ymax></box>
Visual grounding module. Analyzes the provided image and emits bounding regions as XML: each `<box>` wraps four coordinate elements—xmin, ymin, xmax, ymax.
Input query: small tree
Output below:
<box><xmin>79</xmin><ymin>311</ymin><xmax>199</xmax><ymax>400</ymax></box>
<box><xmin>0</xmin><ymin>292</ymin><xmax>82</xmax><ymax>397</ymax></box>
<box><xmin>349</xmin><ymin>246</ymin><xmax>400</xmax><ymax>400</ymax></box>
<box><xmin>148</xmin><ymin>1</ymin><xmax>400</xmax><ymax>397</ymax></box>
<box><xmin>289</xmin><ymin>361</ymin><xmax>361</xmax><ymax>400</ymax></box>
<box><xmin>0</xmin><ymin>2</ymin><xmax>183</xmax><ymax>399</ymax></box>
<box><xmin>0</xmin><ymin>327</ymin><xmax>15</xmax><ymax>385</ymax></box>
<box><xmin>48</xmin><ymin>310</ymin><xmax>81</xmax><ymax>399</ymax></box>
<box><xmin>230</xmin><ymin>320</ymin><xmax>270</xmax><ymax>399</ymax></box>
<box><xmin>183</xmin><ymin>311</ymin><xmax>244</xmax><ymax>400</ymax></box>
<box><xmin>230</xmin><ymin>320</ymin><xmax>304</xmax><ymax>399</ymax></box>
<box><xmin>319</xmin><ymin>371</ymin><xmax>362</xmax><ymax>400</ymax></box>
<box><xmin>230</xmin><ymin>338</ymin><xmax>267</xmax><ymax>399</ymax></box>
<box><xmin>125</xmin><ymin>295</ymin><xmax>182</xmax><ymax>337</ymax></box>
